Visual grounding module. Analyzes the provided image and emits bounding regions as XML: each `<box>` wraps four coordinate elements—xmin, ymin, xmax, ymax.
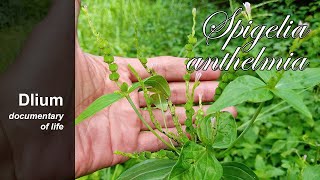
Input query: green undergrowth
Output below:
<box><xmin>77</xmin><ymin>0</ymin><xmax>320</xmax><ymax>179</ymax></box>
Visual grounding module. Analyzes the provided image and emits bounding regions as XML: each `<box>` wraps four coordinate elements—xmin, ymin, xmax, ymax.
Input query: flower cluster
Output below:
<box><xmin>82</xmin><ymin>5</ymin><xmax>120</xmax><ymax>82</ymax></box>
<box><xmin>184</xmin><ymin>8</ymin><xmax>198</xmax><ymax>138</ymax></box>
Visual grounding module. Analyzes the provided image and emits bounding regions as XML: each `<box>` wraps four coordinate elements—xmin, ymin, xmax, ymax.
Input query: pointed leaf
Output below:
<box><xmin>144</xmin><ymin>75</ymin><xmax>171</xmax><ymax>98</ymax></box>
<box><xmin>271</xmin><ymin>88</ymin><xmax>312</xmax><ymax>119</ymax></box>
<box><xmin>212</xmin><ymin>112</ymin><xmax>237</xmax><ymax>149</ymax></box>
<box><xmin>128</xmin><ymin>82</ymin><xmax>141</xmax><ymax>93</ymax></box>
<box><xmin>75</xmin><ymin>93</ymin><xmax>123</xmax><ymax>125</ymax></box>
<box><xmin>222</xmin><ymin>162</ymin><xmax>259</xmax><ymax>180</ymax></box>
<box><xmin>302</xmin><ymin>165</ymin><xmax>320</xmax><ymax>180</ymax></box>
<box><xmin>128</xmin><ymin>75</ymin><xmax>171</xmax><ymax>98</ymax></box>
<box><xmin>276</xmin><ymin>68</ymin><xmax>320</xmax><ymax>90</ymax></box>
<box><xmin>207</xmin><ymin>75</ymin><xmax>273</xmax><ymax>114</ymax></box>
<box><xmin>169</xmin><ymin>142</ymin><xmax>223</xmax><ymax>180</ymax></box>
<box><xmin>117</xmin><ymin>159</ymin><xmax>176</xmax><ymax>180</ymax></box>
<box><xmin>196</xmin><ymin>114</ymin><xmax>216</xmax><ymax>145</ymax></box>
<box><xmin>151</xmin><ymin>94</ymin><xmax>168</xmax><ymax>111</ymax></box>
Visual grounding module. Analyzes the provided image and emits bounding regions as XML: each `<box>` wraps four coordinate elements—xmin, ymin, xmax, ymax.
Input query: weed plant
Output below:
<box><xmin>76</xmin><ymin>0</ymin><xmax>320</xmax><ymax>179</ymax></box>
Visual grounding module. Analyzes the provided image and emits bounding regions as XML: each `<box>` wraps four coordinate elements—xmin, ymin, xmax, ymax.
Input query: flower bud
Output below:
<box><xmin>109</xmin><ymin>63</ymin><xmax>118</xmax><ymax>72</ymax></box>
<box><xmin>185</xmin><ymin>44</ymin><xmax>193</xmax><ymax>51</ymax></box>
<box><xmin>187</xmin><ymin>51</ymin><xmax>195</xmax><ymax>58</ymax></box>
<box><xmin>109</xmin><ymin>72</ymin><xmax>120</xmax><ymax>81</ymax></box>
<box><xmin>120</xmin><ymin>82</ymin><xmax>128</xmax><ymax>92</ymax></box>
<box><xmin>195</xmin><ymin>72</ymin><xmax>202</xmax><ymax>82</ymax></box>
<box><xmin>197</xmin><ymin>115</ymin><xmax>217</xmax><ymax>145</ymax></box>
<box><xmin>139</xmin><ymin>57</ymin><xmax>148</xmax><ymax>64</ymax></box>
<box><xmin>188</xmin><ymin>37</ymin><xmax>197</xmax><ymax>45</ymax></box>
<box><xmin>215</xmin><ymin>87</ymin><xmax>222</xmax><ymax>95</ymax></box>
<box><xmin>183</xmin><ymin>74</ymin><xmax>191</xmax><ymax>81</ymax></box>
<box><xmin>219</xmin><ymin>82</ymin><xmax>227</xmax><ymax>89</ymax></box>
<box><xmin>104</xmin><ymin>55</ymin><xmax>114</xmax><ymax>64</ymax></box>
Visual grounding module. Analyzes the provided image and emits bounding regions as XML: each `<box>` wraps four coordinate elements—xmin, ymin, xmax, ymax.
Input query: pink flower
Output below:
<box><xmin>243</xmin><ymin>2</ymin><xmax>251</xmax><ymax>16</ymax></box>
<box><xmin>195</xmin><ymin>71</ymin><xmax>202</xmax><ymax>82</ymax></box>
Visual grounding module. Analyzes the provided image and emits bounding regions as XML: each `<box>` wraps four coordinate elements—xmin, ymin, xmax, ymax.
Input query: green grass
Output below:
<box><xmin>77</xmin><ymin>0</ymin><xmax>320</xmax><ymax>179</ymax></box>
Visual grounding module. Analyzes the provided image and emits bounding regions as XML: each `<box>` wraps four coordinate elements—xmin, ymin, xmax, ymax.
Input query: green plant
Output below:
<box><xmin>76</xmin><ymin>1</ymin><xmax>320</xmax><ymax>179</ymax></box>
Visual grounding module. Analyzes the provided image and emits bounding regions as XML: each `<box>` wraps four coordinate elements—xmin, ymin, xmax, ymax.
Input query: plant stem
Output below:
<box><xmin>218</xmin><ymin>102</ymin><xmax>264</xmax><ymax>158</ymax></box>
<box><xmin>229</xmin><ymin>0</ymin><xmax>234</xmax><ymax>12</ymax></box>
<box><xmin>168</xmin><ymin>102</ymin><xmax>186</xmax><ymax>141</ymax></box>
<box><xmin>315</xmin><ymin>145</ymin><xmax>319</xmax><ymax>165</ymax></box>
<box><xmin>125</xmin><ymin>96</ymin><xmax>178</xmax><ymax>152</ymax></box>
<box><xmin>158</xmin><ymin>94</ymin><xmax>175</xmax><ymax>147</ymax></box>
<box><xmin>127</xmin><ymin>65</ymin><xmax>178</xmax><ymax>143</ymax></box>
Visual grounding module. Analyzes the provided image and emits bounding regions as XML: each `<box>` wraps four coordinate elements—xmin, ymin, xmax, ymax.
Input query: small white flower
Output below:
<box><xmin>192</xmin><ymin>8</ymin><xmax>197</xmax><ymax>16</ymax></box>
<box><xmin>303</xmin><ymin>154</ymin><xmax>307</xmax><ymax>161</ymax></box>
<box><xmin>296</xmin><ymin>20</ymin><xmax>310</xmax><ymax>37</ymax></box>
<box><xmin>211</xmin><ymin>117</ymin><xmax>216</xmax><ymax>125</ymax></box>
<box><xmin>195</xmin><ymin>71</ymin><xmax>202</xmax><ymax>82</ymax></box>
<box><xmin>243</xmin><ymin>2</ymin><xmax>251</xmax><ymax>16</ymax></box>
<box><xmin>298</xmin><ymin>20</ymin><xmax>309</xmax><ymax>27</ymax></box>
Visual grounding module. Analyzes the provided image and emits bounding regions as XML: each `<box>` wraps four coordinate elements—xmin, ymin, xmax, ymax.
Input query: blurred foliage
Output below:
<box><xmin>0</xmin><ymin>0</ymin><xmax>50</xmax><ymax>73</ymax></box>
<box><xmin>77</xmin><ymin>0</ymin><xmax>320</xmax><ymax>179</ymax></box>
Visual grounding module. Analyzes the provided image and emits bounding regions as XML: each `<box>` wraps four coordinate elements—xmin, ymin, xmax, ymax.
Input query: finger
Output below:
<box><xmin>139</xmin><ymin>81</ymin><xmax>218</xmax><ymax>107</ymax></box>
<box><xmin>221</xmin><ymin>106</ymin><xmax>238</xmax><ymax>117</ymax></box>
<box><xmin>140</xmin><ymin>105</ymin><xmax>237</xmax><ymax>130</ymax></box>
<box><xmin>137</xmin><ymin>126</ymin><xmax>185</xmax><ymax>152</ymax></box>
<box><xmin>123</xmin><ymin>56</ymin><xmax>220</xmax><ymax>82</ymax></box>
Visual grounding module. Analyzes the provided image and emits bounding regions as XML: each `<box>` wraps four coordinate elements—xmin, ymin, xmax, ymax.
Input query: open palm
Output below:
<box><xmin>74</xmin><ymin>0</ymin><xmax>236</xmax><ymax>177</ymax></box>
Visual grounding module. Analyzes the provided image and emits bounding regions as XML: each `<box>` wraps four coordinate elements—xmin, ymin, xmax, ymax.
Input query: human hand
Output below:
<box><xmin>75</xmin><ymin>0</ymin><xmax>236</xmax><ymax>177</ymax></box>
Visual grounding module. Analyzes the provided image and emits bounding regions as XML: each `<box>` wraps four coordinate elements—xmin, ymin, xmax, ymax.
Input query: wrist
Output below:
<box><xmin>75</xmin><ymin>125</ymin><xmax>91</xmax><ymax>177</ymax></box>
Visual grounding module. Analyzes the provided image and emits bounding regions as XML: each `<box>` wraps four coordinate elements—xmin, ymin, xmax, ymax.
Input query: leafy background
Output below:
<box><xmin>77</xmin><ymin>0</ymin><xmax>320</xmax><ymax>179</ymax></box>
<box><xmin>0</xmin><ymin>0</ymin><xmax>50</xmax><ymax>73</ymax></box>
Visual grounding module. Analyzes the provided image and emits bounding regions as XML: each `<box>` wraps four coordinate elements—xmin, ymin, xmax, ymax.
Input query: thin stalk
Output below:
<box><xmin>191</xmin><ymin>82</ymin><xmax>199</xmax><ymax>99</ymax></box>
<box><xmin>126</xmin><ymin>96</ymin><xmax>178</xmax><ymax>152</ymax></box>
<box><xmin>158</xmin><ymin>94</ymin><xmax>175</xmax><ymax>147</ymax></box>
<box><xmin>229</xmin><ymin>0</ymin><xmax>234</xmax><ymax>12</ymax></box>
<box><xmin>218</xmin><ymin>102</ymin><xmax>264</xmax><ymax>158</ymax></box>
<box><xmin>315</xmin><ymin>145</ymin><xmax>319</xmax><ymax>165</ymax></box>
<box><xmin>128</xmin><ymin>65</ymin><xmax>177</xmax><ymax>143</ymax></box>
<box><xmin>168</xmin><ymin>102</ymin><xmax>186</xmax><ymax>141</ymax></box>
<box><xmin>252</xmin><ymin>0</ymin><xmax>281</xmax><ymax>9</ymax></box>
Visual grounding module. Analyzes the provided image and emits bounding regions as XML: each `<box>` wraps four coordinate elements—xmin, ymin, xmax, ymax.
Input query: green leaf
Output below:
<box><xmin>128</xmin><ymin>82</ymin><xmax>141</xmax><ymax>93</ymax></box>
<box><xmin>271</xmin><ymin>88</ymin><xmax>312</xmax><ymax>119</ymax></box>
<box><xmin>151</xmin><ymin>94</ymin><xmax>168</xmax><ymax>111</ymax></box>
<box><xmin>117</xmin><ymin>159</ymin><xmax>176</xmax><ymax>180</ymax></box>
<box><xmin>75</xmin><ymin>93</ymin><xmax>123</xmax><ymax>125</ymax></box>
<box><xmin>196</xmin><ymin>114</ymin><xmax>216</xmax><ymax>145</ymax></box>
<box><xmin>212</xmin><ymin>112</ymin><xmax>237</xmax><ymax>149</ymax></box>
<box><xmin>276</xmin><ymin>68</ymin><xmax>320</xmax><ymax>90</ymax></box>
<box><xmin>302</xmin><ymin>165</ymin><xmax>320</xmax><ymax>180</ymax></box>
<box><xmin>222</xmin><ymin>162</ymin><xmax>259</xmax><ymax>180</ymax></box>
<box><xmin>255</xmin><ymin>155</ymin><xmax>266</xmax><ymax>170</ymax></box>
<box><xmin>169</xmin><ymin>142</ymin><xmax>223</xmax><ymax>180</ymax></box>
<box><xmin>265</xmin><ymin>167</ymin><xmax>285</xmax><ymax>177</ymax></box>
<box><xmin>271</xmin><ymin>140</ymin><xmax>286</xmax><ymax>154</ymax></box>
<box><xmin>128</xmin><ymin>75</ymin><xmax>171</xmax><ymax>98</ymax></box>
<box><xmin>207</xmin><ymin>76</ymin><xmax>273</xmax><ymax>114</ymax></box>
<box><xmin>285</xmin><ymin>0</ymin><xmax>295</xmax><ymax>5</ymax></box>
<box><xmin>144</xmin><ymin>75</ymin><xmax>171</xmax><ymax>98</ymax></box>
<box><xmin>256</xmin><ymin>68</ymin><xmax>277</xmax><ymax>83</ymax></box>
